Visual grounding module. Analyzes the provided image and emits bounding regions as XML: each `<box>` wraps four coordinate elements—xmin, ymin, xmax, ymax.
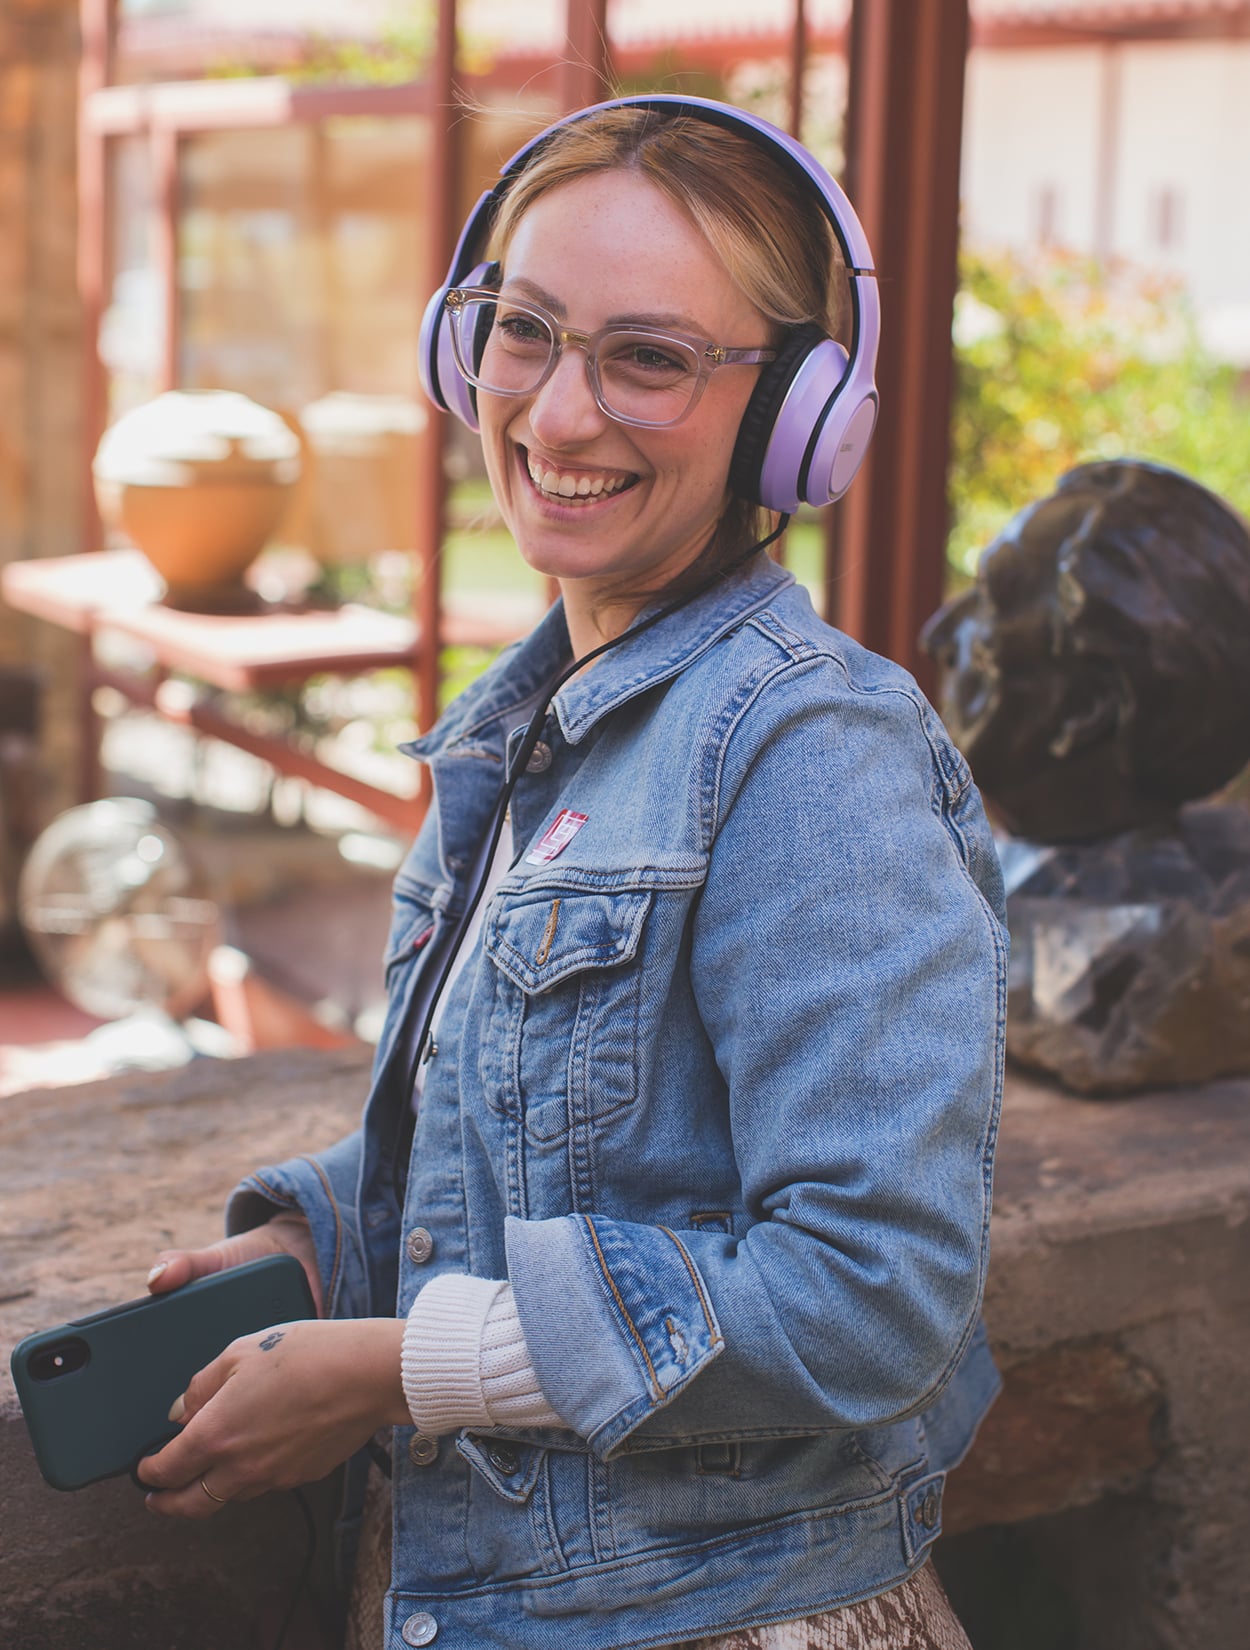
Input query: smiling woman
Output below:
<box><xmin>140</xmin><ymin>98</ymin><xmax>1005</xmax><ymax>1650</ymax></box>
<box><xmin>476</xmin><ymin>168</ymin><xmax>779</xmax><ymax>648</ymax></box>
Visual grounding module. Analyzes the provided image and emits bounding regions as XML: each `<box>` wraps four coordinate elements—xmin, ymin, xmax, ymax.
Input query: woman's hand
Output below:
<box><xmin>146</xmin><ymin>1214</ymin><xmax>324</xmax><ymax>1317</ymax></box>
<box><xmin>138</xmin><ymin>1317</ymin><xmax>409</xmax><ymax>1518</ymax></box>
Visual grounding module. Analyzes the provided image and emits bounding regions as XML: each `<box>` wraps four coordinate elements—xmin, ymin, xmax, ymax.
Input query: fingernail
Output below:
<box><xmin>167</xmin><ymin>1394</ymin><xmax>185</xmax><ymax>1423</ymax></box>
<box><xmin>147</xmin><ymin>1261</ymin><xmax>168</xmax><ymax>1285</ymax></box>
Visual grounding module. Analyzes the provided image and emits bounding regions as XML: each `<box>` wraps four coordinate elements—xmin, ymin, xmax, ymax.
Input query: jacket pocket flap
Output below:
<box><xmin>455</xmin><ymin>1433</ymin><xmax>545</xmax><ymax>1505</ymax></box>
<box><xmin>484</xmin><ymin>888</ymin><xmax>652</xmax><ymax>993</ymax></box>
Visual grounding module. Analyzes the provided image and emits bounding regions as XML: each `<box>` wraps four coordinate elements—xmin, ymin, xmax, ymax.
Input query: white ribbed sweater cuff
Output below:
<box><xmin>401</xmin><ymin>1274</ymin><xmax>563</xmax><ymax>1438</ymax></box>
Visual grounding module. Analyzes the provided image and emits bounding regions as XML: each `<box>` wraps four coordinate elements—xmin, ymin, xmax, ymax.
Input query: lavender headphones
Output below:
<box><xmin>419</xmin><ymin>94</ymin><xmax>880</xmax><ymax>514</ymax></box>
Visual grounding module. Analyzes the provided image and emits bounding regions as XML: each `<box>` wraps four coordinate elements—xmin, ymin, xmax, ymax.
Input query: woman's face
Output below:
<box><xmin>478</xmin><ymin>169</ymin><xmax>772</xmax><ymax>608</ymax></box>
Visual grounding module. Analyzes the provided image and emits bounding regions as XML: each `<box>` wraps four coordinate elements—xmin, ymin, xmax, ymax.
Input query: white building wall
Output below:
<box><xmin>962</xmin><ymin>41</ymin><xmax>1250</xmax><ymax>362</ymax></box>
<box><xmin>962</xmin><ymin>47</ymin><xmax>1104</xmax><ymax>251</ymax></box>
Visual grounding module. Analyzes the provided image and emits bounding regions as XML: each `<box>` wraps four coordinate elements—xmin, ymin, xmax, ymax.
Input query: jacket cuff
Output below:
<box><xmin>402</xmin><ymin>1275</ymin><xmax>564</xmax><ymax>1436</ymax></box>
<box><xmin>479</xmin><ymin>1284</ymin><xmax>565</xmax><ymax>1429</ymax></box>
<box><xmin>505</xmin><ymin>1213</ymin><xmax>724</xmax><ymax>1458</ymax></box>
<box><xmin>403</xmin><ymin>1274</ymin><xmax>502</xmax><ymax>1435</ymax></box>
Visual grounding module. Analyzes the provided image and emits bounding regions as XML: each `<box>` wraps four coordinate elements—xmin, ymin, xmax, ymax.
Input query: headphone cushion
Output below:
<box><xmin>729</xmin><ymin>324</ymin><xmax>825</xmax><ymax>507</ymax></box>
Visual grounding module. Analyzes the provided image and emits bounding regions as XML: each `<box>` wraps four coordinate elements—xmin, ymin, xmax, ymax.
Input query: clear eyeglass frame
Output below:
<box><xmin>444</xmin><ymin>285</ymin><xmax>777</xmax><ymax>430</ymax></box>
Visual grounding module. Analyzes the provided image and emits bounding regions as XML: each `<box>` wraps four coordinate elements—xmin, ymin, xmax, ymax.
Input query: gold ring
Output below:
<box><xmin>199</xmin><ymin>1475</ymin><xmax>229</xmax><ymax>1504</ymax></box>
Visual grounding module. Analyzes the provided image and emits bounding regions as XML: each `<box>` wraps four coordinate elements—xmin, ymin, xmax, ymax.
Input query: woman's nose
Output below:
<box><xmin>526</xmin><ymin>344</ymin><xmax>608</xmax><ymax>447</ymax></box>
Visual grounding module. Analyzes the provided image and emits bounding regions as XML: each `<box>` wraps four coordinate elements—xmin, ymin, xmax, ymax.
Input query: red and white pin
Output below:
<box><xmin>525</xmin><ymin>809</ymin><xmax>588</xmax><ymax>866</ymax></box>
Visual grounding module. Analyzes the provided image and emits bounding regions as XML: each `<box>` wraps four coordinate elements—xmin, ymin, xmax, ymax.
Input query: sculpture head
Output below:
<box><xmin>922</xmin><ymin>460</ymin><xmax>1250</xmax><ymax>844</ymax></box>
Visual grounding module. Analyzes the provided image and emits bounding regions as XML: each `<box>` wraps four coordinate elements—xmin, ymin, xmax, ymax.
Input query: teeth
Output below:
<box><xmin>526</xmin><ymin>454</ymin><xmax>632</xmax><ymax>500</ymax></box>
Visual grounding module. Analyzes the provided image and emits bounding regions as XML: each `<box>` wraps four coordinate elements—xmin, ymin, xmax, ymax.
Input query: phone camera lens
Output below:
<box><xmin>29</xmin><ymin>1338</ymin><xmax>90</xmax><ymax>1381</ymax></box>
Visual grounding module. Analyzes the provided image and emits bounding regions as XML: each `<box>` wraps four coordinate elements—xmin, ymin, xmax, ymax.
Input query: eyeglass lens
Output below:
<box><xmin>451</xmin><ymin>296</ymin><xmax>704</xmax><ymax>426</ymax></box>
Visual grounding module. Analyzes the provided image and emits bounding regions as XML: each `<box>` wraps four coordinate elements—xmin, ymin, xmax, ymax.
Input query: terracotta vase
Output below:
<box><xmin>93</xmin><ymin>391</ymin><xmax>301</xmax><ymax>598</ymax></box>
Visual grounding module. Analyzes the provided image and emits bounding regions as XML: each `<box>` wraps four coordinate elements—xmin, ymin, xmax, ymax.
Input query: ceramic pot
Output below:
<box><xmin>93</xmin><ymin>391</ymin><xmax>301</xmax><ymax>592</ymax></box>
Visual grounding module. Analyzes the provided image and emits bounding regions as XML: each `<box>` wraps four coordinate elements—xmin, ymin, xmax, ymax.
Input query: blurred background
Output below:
<box><xmin>2</xmin><ymin>0</ymin><xmax>1249</xmax><ymax>1081</ymax></box>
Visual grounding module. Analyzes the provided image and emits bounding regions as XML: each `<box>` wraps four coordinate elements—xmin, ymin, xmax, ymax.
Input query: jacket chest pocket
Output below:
<box><xmin>480</xmin><ymin>885</ymin><xmax>652</xmax><ymax>1141</ymax></box>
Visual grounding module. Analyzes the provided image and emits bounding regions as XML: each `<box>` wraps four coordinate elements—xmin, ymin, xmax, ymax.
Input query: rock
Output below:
<box><xmin>1003</xmin><ymin>803</ymin><xmax>1250</xmax><ymax>1093</ymax></box>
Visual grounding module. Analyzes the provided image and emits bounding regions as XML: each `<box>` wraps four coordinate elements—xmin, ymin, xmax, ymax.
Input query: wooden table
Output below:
<box><xmin>2</xmin><ymin>549</ymin><xmax>534</xmax><ymax>833</ymax></box>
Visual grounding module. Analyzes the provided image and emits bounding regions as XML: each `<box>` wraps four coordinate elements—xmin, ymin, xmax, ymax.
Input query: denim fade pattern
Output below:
<box><xmin>228</xmin><ymin>554</ymin><xmax>1008</xmax><ymax>1650</ymax></box>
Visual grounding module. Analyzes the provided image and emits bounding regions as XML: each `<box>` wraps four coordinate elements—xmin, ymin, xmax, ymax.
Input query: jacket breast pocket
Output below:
<box><xmin>481</xmin><ymin>885</ymin><xmax>652</xmax><ymax>1141</ymax></box>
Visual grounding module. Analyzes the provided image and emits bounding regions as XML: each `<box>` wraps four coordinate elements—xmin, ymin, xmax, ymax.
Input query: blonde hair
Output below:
<box><xmin>490</xmin><ymin>105</ymin><xmax>846</xmax><ymax>341</ymax></box>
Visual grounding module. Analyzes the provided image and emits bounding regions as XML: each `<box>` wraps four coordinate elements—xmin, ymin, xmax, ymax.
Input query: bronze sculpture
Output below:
<box><xmin>923</xmin><ymin>461</ymin><xmax>1250</xmax><ymax>1093</ymax></box>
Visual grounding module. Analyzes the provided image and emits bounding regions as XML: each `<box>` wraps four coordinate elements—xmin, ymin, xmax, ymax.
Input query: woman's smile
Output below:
<box><xmin>478</xmin><ymin>168</ymin><xmax>771</xmax><ymax>650</ymax></box>
<box><xmin>521</xmin><ymin>446</ymin><xmax>639</xmax><ymax>504</ymax></box>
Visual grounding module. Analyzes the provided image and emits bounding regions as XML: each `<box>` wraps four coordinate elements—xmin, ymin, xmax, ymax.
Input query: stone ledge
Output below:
<box><xmin>2</xmin><ymin>1053</ymin><xmax>1247</xmax><ymax>1648</ymax></box>
<box><xmin>0</xmin><ymin>1048</ymin><xmax>371</xmax><ymax>1649</ymax></box>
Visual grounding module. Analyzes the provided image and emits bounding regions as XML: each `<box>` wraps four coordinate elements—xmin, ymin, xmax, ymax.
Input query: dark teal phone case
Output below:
<box><xmin>10</xmin><ymin>1253</ymin><xmax>316</xmax><ymax>1491</ymax></box>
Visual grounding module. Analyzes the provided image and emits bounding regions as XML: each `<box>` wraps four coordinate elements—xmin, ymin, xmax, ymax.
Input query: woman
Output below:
<box><xmin>141</xmin><ymin>99</ymin><xmax>1006</xmax><ymax>1650</ymax></box>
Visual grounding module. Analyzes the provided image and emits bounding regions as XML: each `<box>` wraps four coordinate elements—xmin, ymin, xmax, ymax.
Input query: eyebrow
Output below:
<box><xmin>500</xmin><ymin>276</ymin><xmax>709</xmax><ymax>337</ymax></box>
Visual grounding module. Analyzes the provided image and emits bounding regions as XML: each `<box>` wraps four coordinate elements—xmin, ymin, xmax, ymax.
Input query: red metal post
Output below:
<box><xmin>563</xmin><ymin>0</ymin><xmax>614</xmax><ymax>112</ymax></box>
<box><xmin>829</xmin><ymin>0</ymin><xmax>969</xmax><ymax>694</ymax></box>
<box><xmin>77</xmin><ymin>0</ymin><xmax>115</xmax><ymax>552</ymax></box>
<box><xmin>76</xmin><ymin>0</ymin><xmax>118</xmax><ymax>799</ymax></box>
<box><xmin>412</xmin><ymin>0</ymin><xmax>461</xmax><ymax>778</ymax></box>
<box><xmin>789</xmin><ymin>0</ymin><xmax>808</xmax><ymax>139</ymax></box>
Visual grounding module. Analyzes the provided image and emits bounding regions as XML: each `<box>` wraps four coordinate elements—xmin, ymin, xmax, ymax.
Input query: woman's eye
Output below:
<box><xmin>632</xmin><ymin>345</ymin><xmax>686</xmax><ymax>372</ymax></box>
<box><xmin>496</xmin><ymin>312</ymin><xmax>550</xmax><ymax>348</ymax></box>
<box><xmin>604</xmin><ymin>339</ymin><xmax>692</xmax><ymax>380</ymax></box>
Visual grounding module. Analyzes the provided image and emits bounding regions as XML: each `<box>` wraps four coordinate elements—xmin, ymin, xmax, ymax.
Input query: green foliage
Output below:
<box><xmin>949</xmin><ymin>248</ymin><xmax>1250</xmax><ymax>580</ymax></box>
<box><xmin>208</xmin><ymin>5</ymin><xmax>432</xmax><ymax>85</ymax></box>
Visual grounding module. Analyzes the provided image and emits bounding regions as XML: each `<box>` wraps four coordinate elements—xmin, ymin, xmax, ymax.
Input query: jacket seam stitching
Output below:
<box><xmin>247</xmin><ymin>1173</ymin><xmax>297</xmax><ymax>1209</ymax></box>
<box><xmin>703</xmin><ymin>652</ymin><xmax>825</xmax><ymax>847</ymax></box>
<box><xmin>658</xmin><ymin>1226</ymin><xmax>722</xmax><ymax>1347</ymax></box>
<box><xmin>297</xmin><ymin>1153</ymin><xmax>344</xmax><ymax>1308</ymax></box>
<box><xmin>582</xmin><ymin>1216</ymin><xmax>661</xmax><ymax>1400</ymax></box>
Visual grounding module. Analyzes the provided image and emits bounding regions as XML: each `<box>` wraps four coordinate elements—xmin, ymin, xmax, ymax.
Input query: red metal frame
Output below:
<box><xmin>831</xmin><ymin>0</ymin><xmax>970</xmax><ymax>695</ymax></box>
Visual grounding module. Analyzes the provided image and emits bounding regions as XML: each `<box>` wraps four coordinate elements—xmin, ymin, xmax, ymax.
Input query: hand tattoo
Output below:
<box><xmin>259</xmin><ymin>1330</ymin><xmax>285</xmax><ymax>1352</ymax></box>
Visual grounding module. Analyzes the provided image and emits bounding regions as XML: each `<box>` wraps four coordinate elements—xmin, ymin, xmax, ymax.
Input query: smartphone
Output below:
<box><xmin>10</xmin><ymin>1253</ymin><xmax>316</xmax><ymax>1492</ymax></box>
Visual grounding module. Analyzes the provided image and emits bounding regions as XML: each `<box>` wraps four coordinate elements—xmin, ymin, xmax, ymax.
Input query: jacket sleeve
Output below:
<box><xmin>506</xmin><ymin>661</ymin><xmax>1007</xmax><ymax>1459</ymax></box>
<box><xmin>226</xmin><ymin>1129</ymin><xmax>370</xmax><ymax>1321</ymax></box>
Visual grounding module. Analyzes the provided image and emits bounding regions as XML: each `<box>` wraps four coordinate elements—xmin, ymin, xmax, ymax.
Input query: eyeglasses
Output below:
<box><xmin>444</xmin><ymin>286</ymin><xmax>777</xmax><ymax>430</ymax></box>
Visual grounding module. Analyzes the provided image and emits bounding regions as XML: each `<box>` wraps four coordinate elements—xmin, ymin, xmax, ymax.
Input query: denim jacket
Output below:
<box><xmin>229</xmin><ymin>553</ymin><xmax>1007</xmax><ymax>1650</ymax></box>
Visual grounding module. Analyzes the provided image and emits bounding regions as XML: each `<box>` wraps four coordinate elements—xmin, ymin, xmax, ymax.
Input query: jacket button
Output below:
<box><xmin>525</xmin><ymin>741</ymin><xmax>553</xmax><ymax>773</ymax></box>
<box><xmin>401</xmin><ymin>1613</ymin><xmax>439</xmax><ymax>1646</ymax></box>
<box><xmin>405</xmin><ymin>1227</ymin><xmax>435</xmax><ymax>1264</ymax></box>
<box><xmin>409</xmin><ymin>1433</ymin><xmax>439</xmax><ymax>1467</ymax></box>
<box><xmin>487</xmin><ymin>1443</ymin><xmax>519</xmax><ymax>1475</ymax></box>
<box><xmin>919</xmin><ymin>1487</ymin><xmax>941</xmax><ymax>1529</ymax></box>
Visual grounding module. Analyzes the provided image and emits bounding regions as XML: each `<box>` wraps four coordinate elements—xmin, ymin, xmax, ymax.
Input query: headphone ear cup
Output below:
<box><xmin>418</xmin><ymin>260</ymin><xmax>497</xmax><ymax>433</ymax></box>
<box><xmin>729</xmin><ymin>324</ymin><xmax>826</xmax><ymax>509</ymax></box>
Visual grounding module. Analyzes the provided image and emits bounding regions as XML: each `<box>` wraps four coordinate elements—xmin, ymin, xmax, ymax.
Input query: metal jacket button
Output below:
<box><xmin>406</xmin><ymin>1227</ymin><xmax>434</xmax><ymax>1264</ymax></box>
<box><xmin>920</xmin><ymin>1487</ymin><xmax>941</xmax><ymax>1529</ymax></box>
<box><xmin>487</xmin><ymin>1443</ymin><xmax>520</xmax><ymax>1475</ymax></box>
<box><xmin>401</xmin><ymin>1613</ymin><xmax>439</xmax><ymax>1646</ymax></box>
<box><xmin>409</xmin><ymin>1433</ymin><xmax>438</xmax><ymax>1467</ymax></box>
<box><xmin>526</xmin><ymin>741</ymin><xmax>553</xmax><ymax>773</ymax></box>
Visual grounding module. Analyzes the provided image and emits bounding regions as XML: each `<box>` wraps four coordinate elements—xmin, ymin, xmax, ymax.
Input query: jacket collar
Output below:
<box><xmin>405</xmin><ymin>553</ymin><xmax>795</xmax><ymax>762</ymax></box>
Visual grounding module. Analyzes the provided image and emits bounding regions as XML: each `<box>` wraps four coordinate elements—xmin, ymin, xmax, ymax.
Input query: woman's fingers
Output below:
<box><xmin>145</xmin><ymin>1244</ymin><xmax>228</xmax><ymax>1294</ymax></box>
<box><xmin>145</xmin><ymin>1217</ymin><xmax>323</xmax><ymax>1315</ymax></box>
<box><xmin>140</xmin><ymin>1319</ymin><xmax>408</xmax><ymax>1518</ymax></box>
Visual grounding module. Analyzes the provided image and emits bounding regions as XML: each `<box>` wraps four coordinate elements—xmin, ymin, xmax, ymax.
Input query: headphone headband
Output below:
<box><xmin>420</xmin><ymin>95</ymin><xmax>879</xmax><ymax>511</ymax></box>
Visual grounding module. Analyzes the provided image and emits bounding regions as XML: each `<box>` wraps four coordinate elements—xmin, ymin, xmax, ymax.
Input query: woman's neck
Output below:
<box><xmin>559</xmin><ymin>585</ymin><xmax>647</xmax><ymax>665</ymax></box>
